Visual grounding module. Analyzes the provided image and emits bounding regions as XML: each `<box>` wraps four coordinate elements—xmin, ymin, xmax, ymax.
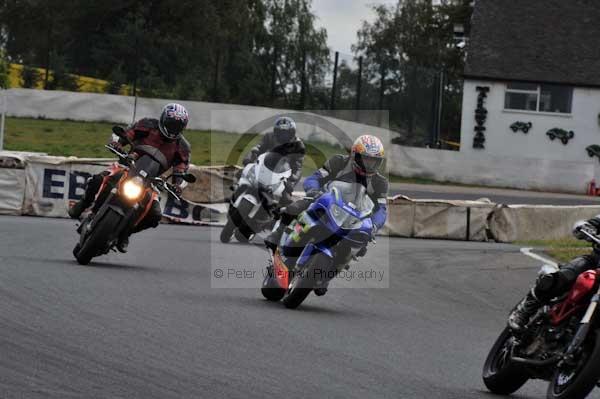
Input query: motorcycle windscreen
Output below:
<box><xmin>257</xmin><ymin>152</ymin><xmax>292</xmax><ymax>186</ymax></box>
<box><xmin>262</xmin><ymin>152</ymin><xmax>292</xmax><ymax>173</ymax></box>
<box><xmin>132</xmin><ymin>155</ymin><xmax>162</xmax><ymax>179</ymax></box>
<box><xmin>327</xmin><ymin>181</ymin><xmax>374</xmax><ymax>216</ymax></box>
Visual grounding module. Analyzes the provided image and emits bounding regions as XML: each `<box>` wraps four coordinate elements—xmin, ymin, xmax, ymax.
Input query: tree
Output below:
<box><xmin>20</xmin><ymin>66</ymin><xmax>40</xmax><ymax>89</ymax></box>
<box><xmin>0</xmin><ymin>0</ymin><xmax>330</xmax><ymax>108</ymax></box>
<box><xmin>353</xmin><ymin>0</ymin><xmax>473</xmax><ymax>145</ymax></box>
<box><xmin>0</xmin><ymin>50</ymin><xmax>9</xmax><ymax>88</ymax></box>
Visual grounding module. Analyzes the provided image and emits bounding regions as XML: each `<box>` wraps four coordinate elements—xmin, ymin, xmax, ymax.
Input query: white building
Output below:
<box><xmin>456</xmin><ymin>0</ymin><xmax>600</xmax><ymax>192</ymax></box>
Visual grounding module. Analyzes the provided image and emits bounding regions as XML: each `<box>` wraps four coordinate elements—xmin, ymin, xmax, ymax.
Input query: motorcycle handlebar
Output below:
<box><xmin>580</xmin><ymin>228</ymin><xmax>600</xmax><ymax>245</ymax></box>
<box><xmin>152</xmin><ymin>178</ymin><xmax>182</xmax><ymax>202</ymax></box>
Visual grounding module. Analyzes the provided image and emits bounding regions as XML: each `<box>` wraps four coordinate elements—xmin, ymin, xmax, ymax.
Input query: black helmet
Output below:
<box><xmin>159</xmin><ymin>103</ymin><xmax>189</xmax><ymax>140</ymax></box>
<box><xmin>273</xmin><ymin>116</ymin><xmax>296</xmax><ymax>144</ymax></box>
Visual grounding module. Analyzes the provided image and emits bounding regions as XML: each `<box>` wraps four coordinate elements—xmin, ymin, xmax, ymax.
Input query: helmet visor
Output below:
<box><xmin>275</xmin><ymin>128</ymin><xmax>295</xmax><ymax>143</ymax></box>
<box><xmin>355</xmin><ymin>153</ymin><xmax>383</xmax><ymax>174</ymax></box>
<box><xmin>162</xmin><ymin>118</ymin><xmax>186</xmax><ymax>138</ymax></box>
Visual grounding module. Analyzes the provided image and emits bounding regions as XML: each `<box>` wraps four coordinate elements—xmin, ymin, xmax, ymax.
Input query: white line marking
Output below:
<box><xmin>520</xmin><ymin>247</ymin><xmax>559</xmax><ymax>269</ymax></box>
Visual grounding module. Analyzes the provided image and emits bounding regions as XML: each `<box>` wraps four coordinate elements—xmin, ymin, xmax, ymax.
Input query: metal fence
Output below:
<box><xmin>265</xmin><ymin>50</ymin><xmax>462</xmax><ymax>150</ymax></box>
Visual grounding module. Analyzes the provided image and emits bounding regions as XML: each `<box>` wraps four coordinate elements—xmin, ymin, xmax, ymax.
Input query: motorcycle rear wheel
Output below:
<box><xmin>482</xmin><ymin>327</ymin><xmax>529</xmax><ymax>395</ymax></box>
<box><xmin>220</xmin><ymin>216</ymin><xmax>236</xmax><ymax>243</ymax></box>
<box><xmin>547</xmin><ymin>331</ymin><xmax>600</xmax><ymax>399</ymax></box>
<box><xmin>74</xmin><ymin>209</ymin><xmax>122</xmax><ymax>265</ymax></box>
<box><xmin>261</xmin><ymin>267</ymin><xmax>286</xmax><ymax>301</ymax></box>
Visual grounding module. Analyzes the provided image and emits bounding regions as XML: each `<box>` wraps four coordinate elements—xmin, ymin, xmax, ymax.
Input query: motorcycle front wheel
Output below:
<box><xmin>547</xmin><ymin>330</ymin><xmax>600</xmax><ymax>399</ymax></box>
<box><xmin>282</xmin><ymin>253</ymin><xmax>332</xmax><ymax>309</ymax></box>
<box><xmin>74</xmin><ymin>208</ymin><xmax>122</xmax><ymax>265</ymax></box>
<box><xmin>482</xmin><ymin>327</ymin><xmax>529</xmax><ymax>395</ymax></box>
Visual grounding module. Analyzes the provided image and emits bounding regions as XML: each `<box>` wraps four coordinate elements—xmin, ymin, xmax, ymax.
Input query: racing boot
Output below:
<box><xmin>314</xmin><ymin>285</ymin><xmax>328</xmax><ymax>296</ymax></box>
<box><xmin>68</xmin><ymin>198</ymin><xmax>92</xmax><ymax>219</ymax></box>
<box><xmin>264</xmin><ymin>220</ymin><xmax>284</xmax><ymax>253</ymax></box>
<box><xmin>116</xmin><ymin>234</ymin><xmax>129</xmax><ymax>253</ymax></box>
<box><xmin>507</xmin><ymin>290</ymin><xmax>542</xmax><ymax>332</ymax></box>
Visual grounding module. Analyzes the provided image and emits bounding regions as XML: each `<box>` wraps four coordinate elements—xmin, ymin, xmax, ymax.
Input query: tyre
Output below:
<box><xmin>482</xmin><ymin>327</ymin><xmax>529</xmax><ymax>395</ymax></box>
<box><xmin>234</xmin><ymin>199</ymin><xmax>257</xmax><ymax>242</ymax></box>
<box><xmin>261</xmin><ymin>269</ymin><xmax>286</xmax><ymax>301</ymax></box>
<box><xmin>282</xmin><ymin>253</ymin><xmax>332</xmax><ymax>309</ymax></box>
<box><xmin>234</xmin><ymin>226</ymin><xmax>254</xmax><ymax>243</ymax></box>
<box><xmin>547</xmin><ymin>330</ymin><xmax>600</xmax><ymax>399</ymax></box>
<box><xmin>74</xmin><ymin>209</ymin><xmax>122</xmax><ymax>265</ymax></box>
<box><xmin>220</xmin><ymin>216</ymin><xmax>235</xmax><ymax>243</ymax></box>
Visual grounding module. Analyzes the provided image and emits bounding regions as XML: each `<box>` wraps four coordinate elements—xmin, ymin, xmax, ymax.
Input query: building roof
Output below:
<box><xmin>464</xmin><ymin>0</ymin><xmax>600</xmax><ymax>87</ymax></box>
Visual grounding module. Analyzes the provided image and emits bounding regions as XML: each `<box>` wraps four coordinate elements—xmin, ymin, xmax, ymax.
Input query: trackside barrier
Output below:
<box><xmin>488</xmin><ymin>205</ymin><xmax>600</xmax><ymax>242</ymax></box>
<box><xmin>2</xmin><ymin>152</ymin><xmax>600</xmax><ymax>242</ymax></box>
<box><xmin>382</xmin><ymin>196</ymin><xmax>495</xmax><ymax>242</ymax></box>
<box><xmin>0</xmin><ymin>152</ymin><xmax>230</xmax><ymax>223</ymax></box>
<box><xmin>0</xmin><ymin>152</ymin><xmax>33</xmax><ymax>215</ymax></box>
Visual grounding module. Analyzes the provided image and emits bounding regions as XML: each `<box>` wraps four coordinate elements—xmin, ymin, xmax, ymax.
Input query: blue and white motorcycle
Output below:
<box><xmin>261</xmin><ymin>180</ymin><xmax>375</xmax><ymax>309</ymax></box>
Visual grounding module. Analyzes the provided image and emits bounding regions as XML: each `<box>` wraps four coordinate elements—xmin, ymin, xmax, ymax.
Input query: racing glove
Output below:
<box><xmin>573</xmin><ymin>220</ymin><xmax>597</xmax><ymax>241</ymax></box>
<box><xmin>305</xmin><ymin>189</ymin><xmax>322</xmax><ymax>199</ymax></box>
<box><xmin>173</xmin><ymin>185</ymin><xmax>183</xmax><ymax>197</ymax></box>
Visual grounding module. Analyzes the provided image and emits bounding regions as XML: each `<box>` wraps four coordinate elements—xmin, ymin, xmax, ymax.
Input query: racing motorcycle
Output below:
<box><xmin>261</xmin><ymin>180</ymin><xmax>375</xmax><ymax>309</ymax></box>
<box><xmin>220</xmin><ymin>149</ymin><xmax>292</xmax><ymax>243</ymax></box>
<box><xmin>73</xmin><ymin>126</ymin><xmax>196</xmax><ymax>265</ymax></box>
<box><xmin>483</xmin><ymin>226</ymin><xmax>600</xmax><ymax>399</ymax></box>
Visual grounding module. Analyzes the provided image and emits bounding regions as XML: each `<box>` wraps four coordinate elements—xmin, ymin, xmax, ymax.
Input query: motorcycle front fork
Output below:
<box><xmin>560</xmin><ymin>291</ymin><xmax>600</xmax><ymax>366</ymax></box>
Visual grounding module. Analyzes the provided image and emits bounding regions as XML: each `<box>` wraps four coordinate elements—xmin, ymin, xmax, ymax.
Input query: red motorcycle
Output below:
<box><xmin>483</xmin><ymin>228</ymin><xmax>600</xmax><ymax>399</ymax></box>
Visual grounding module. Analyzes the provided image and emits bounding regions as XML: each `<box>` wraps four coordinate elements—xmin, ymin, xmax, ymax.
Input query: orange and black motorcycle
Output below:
<box><xmin>73</xmin><ymin>127</ymin><xmax>195</xmax><ymax>265</ymax></box>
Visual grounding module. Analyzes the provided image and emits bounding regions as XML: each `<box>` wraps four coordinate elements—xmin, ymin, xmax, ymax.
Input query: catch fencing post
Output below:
<box><xmin>330</xmin><ymin>51</ymin><xmax>339</xmax><ymax>110</ymax></box>
<box><xmin>0</xmin><ymin>88</ymin><xmax>5</xmax><ymax>151</ymax></box>
<box><xmin>355</xmin><ymin>56</ymin><xmax>363</xmax><ymax>121</ymax></box>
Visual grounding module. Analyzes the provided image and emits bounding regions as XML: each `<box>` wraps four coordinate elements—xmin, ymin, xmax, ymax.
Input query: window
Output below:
<box><xmin>504</xmin><ymin>83</ymin><xmax>572</xmax><ymax>114</ymax></box>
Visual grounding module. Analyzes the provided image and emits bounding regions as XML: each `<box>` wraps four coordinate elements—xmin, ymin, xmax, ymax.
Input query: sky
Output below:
<box><xmin>312</xmin><ymin>0</ymin><xmax>398</xmax><ymax>55</ymax></box>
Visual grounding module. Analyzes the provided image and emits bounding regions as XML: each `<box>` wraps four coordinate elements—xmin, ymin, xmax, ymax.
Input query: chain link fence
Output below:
<box><xmin>261</xmin><ymin>50</ymin><xmax>462</xmax><ymax>150</ymax></box>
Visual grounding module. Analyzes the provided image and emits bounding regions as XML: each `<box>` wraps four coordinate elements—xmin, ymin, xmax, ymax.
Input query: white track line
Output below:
<box><xmin>520</xmin><ymin>247</ymin><xmax>558</xmax><ymax>269</ymax></box>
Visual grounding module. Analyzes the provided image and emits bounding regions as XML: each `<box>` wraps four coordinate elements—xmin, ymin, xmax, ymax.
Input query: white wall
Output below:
<box><xmin>4</xmin><ymin>88</ymin><xmax>392</xmax><ymax>148</ymax></box>
<box><xmin>460</xmin><ymin>80</ymin><xmax>600</xmax><ymax>162</ymax></box>
<box><xmin>387</xmin><ymin>144</ymin><xmax>600</xmax><ymax>193</ymax></box>
<box><xmin>6</xmin><ymin>87</ymin><xmax>600</xmax><ymax>193</ymax></box>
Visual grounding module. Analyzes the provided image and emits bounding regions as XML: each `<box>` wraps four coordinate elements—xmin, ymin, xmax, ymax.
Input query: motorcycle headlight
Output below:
<box><xmin>123</xmin><ymin>177</ymin><xmax>144</xmax><ymax>200</ymax></box>
<box><xmin>246</xmin><ymin>167</ymin><xmax>256</xmax><ymax>185</ymax></box>
<box><xmin>330</xmin><ymin>204</ymin><xmax>361</xmax><ymax>229</ymax></box>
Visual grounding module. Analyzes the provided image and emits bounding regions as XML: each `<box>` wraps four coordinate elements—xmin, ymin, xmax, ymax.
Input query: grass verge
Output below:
<box><xmin>3</xmin><ymin>117</ymin><xmax>344</xmax><ymax>176</ymax></box>
<box><xmin>517</xmin><ymin>238</ymin><xmax>593</xmax><ymax>264</ymax></box>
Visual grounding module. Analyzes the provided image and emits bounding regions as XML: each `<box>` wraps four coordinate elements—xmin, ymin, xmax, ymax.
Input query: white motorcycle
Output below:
<box><xmin>220</xmin><ymin>151</ymin><xmax>292</xmax><ymax>243</ymax></box>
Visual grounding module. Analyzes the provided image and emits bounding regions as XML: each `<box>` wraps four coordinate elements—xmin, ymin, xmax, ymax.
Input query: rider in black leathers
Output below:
<box><xmin>240</xmin><ymin>116</ymin><xmax>305</xmax><ymax>206</ymax></box>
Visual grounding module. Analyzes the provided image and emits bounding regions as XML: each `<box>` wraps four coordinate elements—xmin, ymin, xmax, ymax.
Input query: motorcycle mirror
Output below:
<box><xmin>112</xmin><ymin>126</ymin><xmax>126</xmax><ymax>137</ymax></box>
<box><xmin>573</xmin><ymin>220</ymin><xmax>587</xmax><ymax>231</ymax></box>
<box><xmin>182</xmin><ymin>173</ymin><xmax>197</xmax><ymax>183</ymax></box>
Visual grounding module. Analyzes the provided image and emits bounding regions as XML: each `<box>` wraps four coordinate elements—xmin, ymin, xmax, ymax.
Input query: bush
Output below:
<box><xmin>105</xmin><ymin>65</ymin><xmax>127</xmax><ymax>94</ymax></box>
<box><xmin>21</xmin><ymin>65</ymin><xmax>40</xmax><ymax>88</ymax></box>
<box><xmin>47</xmin><ymin>53</ymin><xmax>79</xmax><ymax>91</ymax></box>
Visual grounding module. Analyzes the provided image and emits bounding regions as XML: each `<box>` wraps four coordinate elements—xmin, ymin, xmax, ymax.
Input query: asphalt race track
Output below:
<box><xmin>2</xmin><ymin>215</ymin><xmax>600</xmax><ymax>399</ymax></box>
